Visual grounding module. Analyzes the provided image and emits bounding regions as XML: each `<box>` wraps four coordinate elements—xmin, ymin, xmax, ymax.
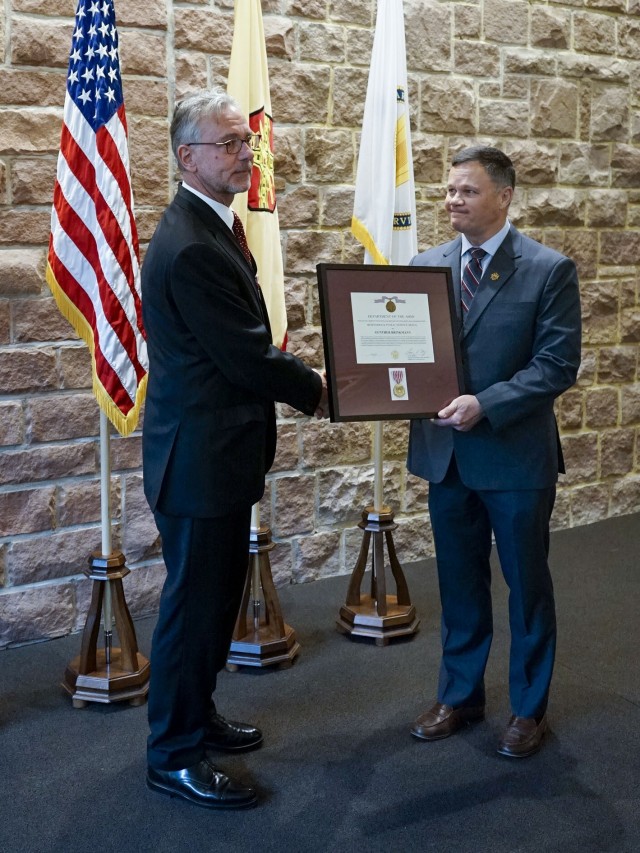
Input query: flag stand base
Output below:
<box><xmin>226</xmin><ymin>525</ymin><xmax>300</xmax><ymax>670</ymax></box>
<box><xmin>62</xmin><ymin>551</ymin><xmax>150</xmax><ymax>707</ymax></box>
<box><xmin>336</xmin><ymin>506</ymin><xmax>419</xmax><ymax>646</ymax></box>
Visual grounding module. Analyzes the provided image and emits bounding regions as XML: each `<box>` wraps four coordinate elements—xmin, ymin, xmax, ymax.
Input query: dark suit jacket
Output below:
<box><xmin>141</xmin><ymin>185</ymin><xmax>322</xmax><ymax>517</ymax></box>
<box><xmin>407</xmin><ymin>226</ymin><xmax>581</xmax><ymax>490</ymax></box>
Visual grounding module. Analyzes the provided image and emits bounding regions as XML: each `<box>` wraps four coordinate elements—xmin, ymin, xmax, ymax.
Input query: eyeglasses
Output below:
<box><xmin>186</xmin><ymin>133</ymin><xmax>261</xmax><ymax>155</ymax></box>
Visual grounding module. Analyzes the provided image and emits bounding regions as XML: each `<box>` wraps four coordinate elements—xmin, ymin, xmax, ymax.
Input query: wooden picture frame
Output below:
<box><xmin>316</xmin><ymin>263</ymin><xmax>463</xmax><ymax>422</ymax></box>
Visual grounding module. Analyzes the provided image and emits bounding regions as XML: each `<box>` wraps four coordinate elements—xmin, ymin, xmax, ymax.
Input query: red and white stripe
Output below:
<box><xmin>47</xmin><ymin>95</ymin><xmax>147</xmax><ymax>435</ymax></box>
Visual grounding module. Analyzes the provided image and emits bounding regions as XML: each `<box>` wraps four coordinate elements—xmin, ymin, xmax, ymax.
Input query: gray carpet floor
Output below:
<box><xmin>1</xmin><ymin>513</ymin><xmax>638</xmax><ymax>853</ymax></box>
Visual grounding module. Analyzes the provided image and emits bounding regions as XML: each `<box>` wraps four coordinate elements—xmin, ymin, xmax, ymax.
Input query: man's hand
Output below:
<box><xmin>434</xmin><ymin>394</ymin><xmax>483</xmax><ymax>431</ymax></box>
<box><xmin>314</xmin><ymin>370</ymin><xmax>329</xmax><ymax>419</ymax></box>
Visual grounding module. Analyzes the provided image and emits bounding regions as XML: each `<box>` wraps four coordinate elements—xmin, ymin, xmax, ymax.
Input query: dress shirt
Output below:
<box><xmin>181</xmin><ymin>182</ymin><xmax>235</xmax><ymax>232</ymax></box>
<box><xmin>459</xmin><ymin>219</ymin><xmax>511</xmax><ymax>279</ymax></box>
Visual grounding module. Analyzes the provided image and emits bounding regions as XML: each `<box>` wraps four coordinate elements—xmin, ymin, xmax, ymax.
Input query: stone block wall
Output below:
<box><xmin>1</xmin><ymin>0</ymin><xmax>639</xmax><ymax>647</ymax></box>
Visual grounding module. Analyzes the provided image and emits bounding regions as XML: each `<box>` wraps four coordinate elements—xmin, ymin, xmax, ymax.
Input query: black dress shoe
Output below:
<box><xmin>147</xmin><ymin>755</ymin><xmax>257</xmax><ymax>809</ymax></box>
<box><xmin>204</xmin><ymin>713</ymin><xmax>263</xmax><ymax>752</ymax></box>
<box><xmin>411</xmin><ymin>701</ymin><xmax>485</xmax><ymax>741</ymax></box>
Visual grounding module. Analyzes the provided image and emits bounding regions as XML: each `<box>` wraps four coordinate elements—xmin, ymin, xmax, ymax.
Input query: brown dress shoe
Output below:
<box><xmin>497</xmin><ymin>715</ymin><xmax>547</xmax><ymax>758</ymax></box>
<box><xmin>411</xmin><ymin>701</ymin><xmax>485</xmax><ymax>741</ymax></box>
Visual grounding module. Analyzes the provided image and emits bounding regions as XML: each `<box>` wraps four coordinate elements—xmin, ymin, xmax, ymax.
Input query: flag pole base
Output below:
<box><xmin>336</xmin><ymin>506</ymin><xmax>420</xmax><ymax>647</ymax></box>
<box><xmin>62</xmin><ymin>551</ymin><xmax>150</xmax><ymax>707</ymax></box>
<box><xmin>226</xmin><ymin>525</ymin><xmax>300</xmax><ymax>671</ymax></box>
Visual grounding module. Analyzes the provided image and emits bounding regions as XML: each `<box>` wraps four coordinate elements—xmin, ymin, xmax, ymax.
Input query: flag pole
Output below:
<box><xmin>336</xmin><ymin>0</ymin><xmax>419</xmax><ymax>646</ymax></box>
<box><xmin>225</xmin><ymin>0</ymin><xmax>300</xmax><ymax>670</ymax></box>
<box><xmin>53</xmin><ymin>0</ymin><xmax>150</xmax><ymax>708</ymax></box>
<box><xmin>373</xmin><ymin>422</ymin><xmax>384</xmax><ymax>512</ymax></box>
<box><xmin>250</xmin><ymin>503</ymin><xmax>262</xmax><ymax>628</ymax></box>
<box><xmin>100</xmin><ymin>412</ymin><xmax>113</xmax><ymax>666</ymax></box>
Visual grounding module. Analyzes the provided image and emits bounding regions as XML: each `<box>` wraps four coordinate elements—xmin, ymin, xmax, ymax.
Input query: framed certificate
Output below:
<box><xmin>316</xmin><ymin>263</ymin><xmax>463</xmax><ymax>422</ymax></box>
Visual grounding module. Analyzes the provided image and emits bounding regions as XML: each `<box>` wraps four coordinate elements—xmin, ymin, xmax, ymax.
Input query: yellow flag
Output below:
<box><xmin>352</xmin><ymin>0</ymin><xmax>417</xmax><ymax>266</ymax></box>
<box><xmin>227</xmin><ymin>0</ymin><xmax>287</xmax><ymax>349</ymax></box>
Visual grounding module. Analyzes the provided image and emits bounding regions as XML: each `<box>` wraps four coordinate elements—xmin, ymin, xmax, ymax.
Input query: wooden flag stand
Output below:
<box><xmin>336</xmin><ymin>424</ymin><xmax>419</xmax><ymax>646</ymax></box>
<box><xmin>62</xmin><ymin>414</ymin><xmax>149</xmax><ymax>707</ymax></box>
<box><xmin>226</xmin><ymin>508</ymin><xmax>299</xmax><ymax>671</ymax></box>
<box><xmin>62</xmin><ymin>550</ymin><xmax>149</xmax><ymax>707</ymax></box>
<box><xmin>336</xmin><ymin>505</ymin><xmax>419</xmax><ymax>645</ymax></box>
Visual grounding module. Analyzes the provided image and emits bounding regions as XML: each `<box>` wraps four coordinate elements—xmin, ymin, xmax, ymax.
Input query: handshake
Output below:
<box><xmin>314</xmin><ymin>369</ymin><xmax>329</xmax><ymax>420</ymax></box>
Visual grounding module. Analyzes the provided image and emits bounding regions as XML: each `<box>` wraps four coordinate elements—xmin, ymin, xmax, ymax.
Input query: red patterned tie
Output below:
<box><xmin>231</xmin><ymin>211</ymin><xmax>261</xmax><ymax>298</ymax></box>
<box><xmin>461</xmin><ymin>247</ymin><xmax>487</xmax><ymax>312</ymax></box>
<box><xmin>232</xmin><ymin>211</ymin><xmax>254</xmax><ymax>267</ymax></box>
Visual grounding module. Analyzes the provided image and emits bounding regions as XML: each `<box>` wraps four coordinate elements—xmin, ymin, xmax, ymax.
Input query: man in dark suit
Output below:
<box><xmin>142</xmin><ymin>89</ymin><xmax>327</xmax><ymax>809</ymax></box>
<box><xmin>407</xmin><ymin>146</ymin><xmax>581</xmax><ymax>758</ymax></box>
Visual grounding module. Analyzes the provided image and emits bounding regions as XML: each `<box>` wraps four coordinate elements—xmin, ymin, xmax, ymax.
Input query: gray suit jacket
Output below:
<box><xmin>407</xmin><ymin>226</ymin><xmax>581</xmax><ymax>490</ymax></box>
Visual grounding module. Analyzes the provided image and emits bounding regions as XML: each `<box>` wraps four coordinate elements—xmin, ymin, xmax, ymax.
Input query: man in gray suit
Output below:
<box><xmin>408</xmin><ymin>146</ymin><xmax>581</xmax><ymax>757</ymax></box>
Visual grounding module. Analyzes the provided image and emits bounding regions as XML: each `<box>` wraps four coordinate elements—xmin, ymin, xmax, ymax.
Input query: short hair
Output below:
<box><xmin>170</xmin><ymin>88</ymin><xmax>242</xmax><ymax>167</ymax></box>
<box><xmin>451</xmin><ymin>146</ymin><xmax>516</xmax><ymax>190</ymax></box>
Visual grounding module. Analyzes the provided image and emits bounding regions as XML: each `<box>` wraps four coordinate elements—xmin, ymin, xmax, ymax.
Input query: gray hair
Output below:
<box><xmin>170</xmin><ymin>88</ymin><xmax>242</xmax><ymax>167</ymax></box>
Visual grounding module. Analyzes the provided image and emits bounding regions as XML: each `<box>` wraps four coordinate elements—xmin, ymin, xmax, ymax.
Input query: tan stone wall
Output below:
<box><xmin>1</xmin><ymin>0</ymin><xmax>639</xmax><ymax>646</ymax></box>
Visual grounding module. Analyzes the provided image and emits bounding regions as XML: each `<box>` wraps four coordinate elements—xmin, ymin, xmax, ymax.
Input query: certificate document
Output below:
<box><xmin>317</xmin><ymin>263</ymin><xmax>461</xmax><ymax>422</ymax></box>
<box><xmin>350</xmin><ymin>292</ymin><xmax>434</xmax><ymax>364</ymax></box>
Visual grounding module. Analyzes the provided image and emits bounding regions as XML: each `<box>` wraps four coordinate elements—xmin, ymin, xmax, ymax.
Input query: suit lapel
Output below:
<box><xmin>439</xmin><ymin>238</ymin><xmax>463</xmax><ymax>324</ymax></box>
<box><xmin>174</xmin><ymin>186</ymin><xmax>268</xmax><ymax>323</ymax></box>
<box><xmin>462</xmin><ymin>227</ymin><xmax>521</xmax><ymax>337</ymax></box>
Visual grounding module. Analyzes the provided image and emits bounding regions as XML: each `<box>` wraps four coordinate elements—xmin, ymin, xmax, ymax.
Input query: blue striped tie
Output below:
<box><xmin>461</xmin><ymin>247</ymin><xmax>487</xmax><ymax>312</ymax></box>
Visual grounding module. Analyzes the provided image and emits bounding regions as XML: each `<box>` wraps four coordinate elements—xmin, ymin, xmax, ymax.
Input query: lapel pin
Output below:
<box><xmin>490</xmin><ymin>272</ymin><xmax>500</xmax><ymax>281</ymax></box>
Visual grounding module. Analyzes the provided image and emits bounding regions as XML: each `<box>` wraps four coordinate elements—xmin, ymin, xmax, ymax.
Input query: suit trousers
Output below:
<box><xmin>147</xmin><ymin>507</ymin><xmax>251</xmax><ymax>771</ymax></box>
<box><xmin>428</xmin><ymin>458</ymin><xmax>556</xmax><ymax>719</ymax></box>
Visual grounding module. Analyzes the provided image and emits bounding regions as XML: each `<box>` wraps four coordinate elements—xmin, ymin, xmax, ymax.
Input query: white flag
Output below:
<box><xmin>351</xmin><ymin>0</ymin><xmax>417</xmax><ymax>266</ymax></box>
<box><xmin>227</xmin><ymin>0</ymin><xmax>287</xmax><ymax>349</ymax></box>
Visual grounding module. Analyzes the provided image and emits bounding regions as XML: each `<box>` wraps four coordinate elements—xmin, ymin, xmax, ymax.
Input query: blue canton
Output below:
<box><xmin>67</xmin><ymin>0</ymin><xmax>123</xmax><ymax>131</ymax></box>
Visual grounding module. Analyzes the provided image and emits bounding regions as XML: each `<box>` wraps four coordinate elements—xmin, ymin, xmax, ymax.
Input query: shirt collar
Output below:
<box><xmin>181</xmin><ymin>182</ymin><xmax>234</xmax><ymax>230</ymax></box>
<box><xmin>461</xmin><ymin>219</ymin><xmax>511</xmax><ymax>260</ymax></box>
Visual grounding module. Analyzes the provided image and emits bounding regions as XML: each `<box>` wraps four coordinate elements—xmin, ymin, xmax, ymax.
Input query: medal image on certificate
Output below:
<box><xmin>389</xmin><ymin>367</ymin><xmax>408</xmax><ymax>400</ymax></box>
<box><xmin>350</xmin><ymin>292</ymin><xmax>434</xmax><ymax>364</ymax></box>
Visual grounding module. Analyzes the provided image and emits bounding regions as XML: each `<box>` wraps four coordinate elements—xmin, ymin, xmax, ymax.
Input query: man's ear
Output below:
<box><xmin>500</xmin><ymin>186</ymin><xmax>514</xmax><ymax>209</ymax></box>
<box><xmin>177</xmin><ymin>143</ymin><xmax>195</xmax><ymax>173</ymax></box>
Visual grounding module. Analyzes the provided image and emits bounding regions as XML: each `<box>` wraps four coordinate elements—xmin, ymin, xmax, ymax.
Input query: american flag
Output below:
<box><xmin>46</xmin><ymin>0</ymin><xmax>147</xmax><ymax>437</ymax></box>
